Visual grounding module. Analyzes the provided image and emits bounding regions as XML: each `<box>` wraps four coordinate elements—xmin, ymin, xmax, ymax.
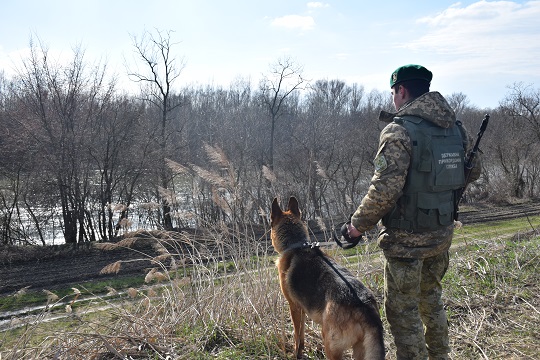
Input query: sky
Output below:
<box><xmin>1</xmin><ymin>0</ymin><xmax>539</xmax><ymax>109</ymax></box>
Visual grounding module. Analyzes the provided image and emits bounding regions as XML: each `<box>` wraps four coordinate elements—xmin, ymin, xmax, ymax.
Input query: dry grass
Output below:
<box><xmin>444</xmin><ymin>232</ymin><xmax>540</xmax><ymax>359</ymax></box>
<box><xmin>1</xmin><ymin>224</ymin><xmax>538</xmax><ymax>359</ymax></box>
<box><xmin>0</xmin><ymin>227</ymin><xmax>285</xmax><ymax>359</ymax></box>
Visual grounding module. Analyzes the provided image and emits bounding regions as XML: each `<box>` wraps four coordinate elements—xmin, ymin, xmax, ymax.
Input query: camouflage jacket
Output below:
<box><xmin>351</xmin><ymin>91</ymin><xmax>481</xmax><ymax>259</ymax></box>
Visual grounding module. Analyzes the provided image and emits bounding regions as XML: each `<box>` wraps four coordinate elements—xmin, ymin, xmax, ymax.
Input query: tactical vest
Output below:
<box><xmin>382</xmin><ymin>115</ymin><xmax>466</xmax><ymax>232</ymax></box>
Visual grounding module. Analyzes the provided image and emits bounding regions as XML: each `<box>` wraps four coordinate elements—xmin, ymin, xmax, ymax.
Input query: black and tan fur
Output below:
<box><xmin>271</xmin><ymin>197</ymin><xmax>385</xmax><ymax>360</ymax></box>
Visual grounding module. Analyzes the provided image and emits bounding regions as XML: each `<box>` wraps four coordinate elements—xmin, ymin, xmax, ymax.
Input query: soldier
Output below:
<box><xmin>347</xmin><ymin>64</ymin><xmax>481</xmax><ymax>359</ymax></box>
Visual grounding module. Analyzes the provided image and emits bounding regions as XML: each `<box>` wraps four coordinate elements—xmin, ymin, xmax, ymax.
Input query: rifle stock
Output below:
<box><xmin>454</xmin><ymin>114</ymin><xmax>490</xmax><ymax>220</ymax></box>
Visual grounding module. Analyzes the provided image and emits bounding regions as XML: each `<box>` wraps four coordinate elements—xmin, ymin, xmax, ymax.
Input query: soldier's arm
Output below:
<box><xmin>351</xmin><ymin>123</ymin><xmax>411</xmax><ymax>233</ymax></box>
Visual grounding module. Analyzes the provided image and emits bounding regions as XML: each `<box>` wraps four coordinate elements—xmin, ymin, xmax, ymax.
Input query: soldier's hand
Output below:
<box><xmin>334</xmin><ymin>221</ymin><xmax>363</xmax><ymax>249</ymax></box>
<box><xmin>347</xmin><ymin>222</ymin><xmax>362</xmax><ymax>238</ymax></box>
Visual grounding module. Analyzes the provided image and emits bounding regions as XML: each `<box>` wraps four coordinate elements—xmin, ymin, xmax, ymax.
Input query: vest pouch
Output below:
<box><xmin>437</xmin><ymin>200</ymin><xmax>454</xmax><ymax>226</ymax></box>
<box><xmin>416</xmin><ymin>208</ymin><xmax>438</xmax><ymax>231</ymax></box>
<box><xmin>416</xmin><ymin>192</ymin><xmax>440</xmax><ymax>231</ymax></box>
<box><xmin>416</xmin><ymin>192</ymin><xmax>454</xmax><ymax>230</ymax></box>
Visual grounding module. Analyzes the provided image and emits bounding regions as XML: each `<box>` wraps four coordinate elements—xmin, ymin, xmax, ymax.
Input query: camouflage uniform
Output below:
<box><xmin>351</xmin><ymin>91</ymin><xmax>481</xmax><ymax>359</ymax></box>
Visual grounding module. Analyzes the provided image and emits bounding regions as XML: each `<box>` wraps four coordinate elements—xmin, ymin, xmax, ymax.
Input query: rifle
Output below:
<box><xmin>454</xmin><ymin>114</ymin><xmax>490</xmax><ymax>220</ymax></box>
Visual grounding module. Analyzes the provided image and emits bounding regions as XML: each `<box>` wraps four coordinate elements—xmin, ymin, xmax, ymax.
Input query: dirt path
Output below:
<box><xmin>0</xmin><ymin>241</ymin><xmax>160</xmax><ymax>296</ymax></box>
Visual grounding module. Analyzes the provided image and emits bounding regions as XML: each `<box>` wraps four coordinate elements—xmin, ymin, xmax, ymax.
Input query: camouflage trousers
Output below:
<box><xmin>384</xmin><ymin>251</ymin><xmax>450</xmax><ymax>360</ymax></box>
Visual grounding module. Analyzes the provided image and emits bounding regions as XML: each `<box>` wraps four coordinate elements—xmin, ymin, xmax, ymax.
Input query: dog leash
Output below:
<box><xmin>284</xmin><ymin>234</ymin><xmax>365</xmax><ymax>251</ymax></box>
<box><xmin>307</xmin><ymin>241</ymin><xmax>336</xmax><ymax>248</ymax></box>
<box><xmin>294</xmin><ymin>241</ymin><xmax>369</xmax><ymax>307</ymax></box>
<box><xmin>283</xmin><ymin>240</ymin><xmax>336</xmax><ymax>251</ymax></box>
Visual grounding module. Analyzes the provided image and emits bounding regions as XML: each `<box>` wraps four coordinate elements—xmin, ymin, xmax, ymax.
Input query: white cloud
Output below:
<box><xmin>402</xmin><ymin>0</ymin><xmax>540</xmax><ymax>75</ymax></box>
<box><xmin>271</xmin><ymin>15</ymin><xmax>315</xmax><ymax>31</ymax></box>
<box><xmin>307</xmin><ymin>2</ymin><xmax>330</xmax><ymax>8</ymax></box>
<box><xmin>333</xmin><ymin>53</ymin><xmax>349</xmax><ymax>60</ymax></box>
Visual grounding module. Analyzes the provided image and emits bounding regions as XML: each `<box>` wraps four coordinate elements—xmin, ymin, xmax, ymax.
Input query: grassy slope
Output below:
<box><xmin>1</xmin><ymin>216</ymin><xmax>539</xmax><ymax>359</ymax></box>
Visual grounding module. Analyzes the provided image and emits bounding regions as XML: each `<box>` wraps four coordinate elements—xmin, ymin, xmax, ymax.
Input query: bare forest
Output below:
<box><xmin>1</xmin><ymin>30</ymin><xmax>539</xmax><ymax>247</ymax></box>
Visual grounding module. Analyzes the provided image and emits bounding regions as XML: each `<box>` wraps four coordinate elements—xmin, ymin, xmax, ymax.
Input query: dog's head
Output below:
<box><xmin>270</xmin><ymin>197</ymin><xmax>309</xmax><ymax>253</ymax></box>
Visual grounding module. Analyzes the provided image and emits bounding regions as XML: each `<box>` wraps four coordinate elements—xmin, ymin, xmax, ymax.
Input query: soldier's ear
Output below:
<box><xmin>288</xmin><ymin>197</ymin><xmax>301</xmax><ymax>217</ymax></box>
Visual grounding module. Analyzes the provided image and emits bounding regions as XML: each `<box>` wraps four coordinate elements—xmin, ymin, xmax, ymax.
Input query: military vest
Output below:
<box><xmin>382</xmin><ymin>115</ymin><xmax>466</xmax><ymax>232</ymax></box>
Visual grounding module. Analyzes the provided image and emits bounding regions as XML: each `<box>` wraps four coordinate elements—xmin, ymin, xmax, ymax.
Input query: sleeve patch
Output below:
<box><xmin>374</xmin><ymin>154</ymin><xmax>388</xmax><ymax>172</ymax></box>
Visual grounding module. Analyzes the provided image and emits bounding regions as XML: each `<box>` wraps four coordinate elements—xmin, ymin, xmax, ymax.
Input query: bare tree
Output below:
<box><xmin>258</xmin><ymin>57</ymin><xmax>306</xmax><ymax>170</ymax></box>
<box><xmin>87</xmin><ymin>96</ymin><xmax>150</xmax><ymax>240</ymax></box>
<box><xmin>128</xmin><ymin>29</ymin><xmax>185</xmax><ymax>230</ymax></box>
<box><xmin>500</xmin><ymin>83</ymin><xmax>540</xmax><ymax>141</ymax></box>
<box><xmin>297</xmin><ymin>79</ymin><xmax>353</xmax><ymax>216</ymax></box>
<box><xmin>13</xmin><ymin>38</ymin><xmax>113</xmax><ymax>243</ymax></box>
<box><xmin>490</xmin><ymin>110</ymin><xmax>531</xmax><ymax>199</ymax></box>
<box><xmin>348</xmin><ymin>83</ymin><xmax>365</xmax><ymax>115</ymax></box>
<box><xmin>446</xmin><ymin>92</ymin><xmax>471</xmax><ymax>118</ymax></box>
<box><xmin>490</xmin><ymin>83</ymin><xmax>540</xmax><ymax>199</ymax></box>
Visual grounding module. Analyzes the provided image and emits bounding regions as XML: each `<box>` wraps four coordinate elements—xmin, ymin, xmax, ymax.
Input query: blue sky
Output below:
<box><xmin>1</xmin><ymin>0</ymin><xmax>539</xmax><ymax>109</ymax></box>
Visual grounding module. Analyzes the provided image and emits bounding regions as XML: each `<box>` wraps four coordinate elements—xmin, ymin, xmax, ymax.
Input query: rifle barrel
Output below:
<box><xmin>454</xmin><ymin>113</ymin><xmax>490</xmax><ymax>220</ymax></box>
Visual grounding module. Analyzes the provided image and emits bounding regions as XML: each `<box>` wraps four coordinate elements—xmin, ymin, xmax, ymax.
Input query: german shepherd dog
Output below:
<box><xmin>271</xmin><ymin>197</ymin><xmax>385</xmax><ymax>360</ymax></box>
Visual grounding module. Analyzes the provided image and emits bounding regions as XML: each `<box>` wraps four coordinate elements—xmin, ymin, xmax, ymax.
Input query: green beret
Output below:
<box><xmin>390</xmin><ymin>64</ymin><xmax>432</xmax><ymax>88</ymax></box>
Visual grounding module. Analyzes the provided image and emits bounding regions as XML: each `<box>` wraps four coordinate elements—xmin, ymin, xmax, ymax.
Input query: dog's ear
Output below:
<box><xmin>288</xmin><ymin>197</ymin><xmax>301</xmax><ymax>217</ymax></box>
<box><xmin>271</xmin><ymin>197</ymin><xmax>282</xmax><ymax>223</ymax></box>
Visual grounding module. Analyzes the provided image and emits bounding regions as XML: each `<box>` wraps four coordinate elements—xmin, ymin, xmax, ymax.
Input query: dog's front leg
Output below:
<box><xmin>289</xmin><ymin>302</ymin><xmax>305</xmax><ymax>359</ymax></box>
